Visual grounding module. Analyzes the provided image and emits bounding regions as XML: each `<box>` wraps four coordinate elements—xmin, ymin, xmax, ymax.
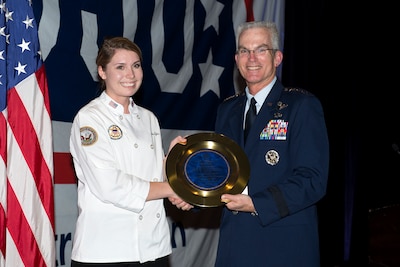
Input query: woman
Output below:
<box><xmin>69</xmin><ymin>37</ymin><xmax>192</xmax><ymax>267</ymax></box>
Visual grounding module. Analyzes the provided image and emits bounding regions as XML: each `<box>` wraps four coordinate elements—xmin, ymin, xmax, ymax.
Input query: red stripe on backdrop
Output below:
<box><xmin>54</xmin><ymin>153</ymin><xmax>77</xmax><ymax>184</ymax></box>
<box><xmin>244</xmin><ymin>0</ymin><xmax>254</xmax><ymax>21</ymax></box>
<box><xmin>7</xmin><ymin>76</ymin><xmax>54</xmax><ymax>228</ymax></box>
<box><xmin>7</xmin><ymin>181</ymin><xmax>46</xmax><ymax>267</ymax></box>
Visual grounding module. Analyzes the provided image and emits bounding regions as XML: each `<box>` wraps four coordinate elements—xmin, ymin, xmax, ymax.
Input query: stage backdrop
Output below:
<box><xmin>34</xmin><ymin>1</ymin><xmax>285</xmax><ymax>266</ymax></box>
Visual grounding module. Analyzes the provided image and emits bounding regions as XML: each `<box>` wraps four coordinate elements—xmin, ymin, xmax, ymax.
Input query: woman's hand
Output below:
<box><xmin>168</xmin><ymin>196</ymin><xmax>194</xmax><ymax>211</ymax></box>
<box><xmin>168</xmin><ymin>135</ymin><xmax>187</xmax><ymax>153</ymax></box>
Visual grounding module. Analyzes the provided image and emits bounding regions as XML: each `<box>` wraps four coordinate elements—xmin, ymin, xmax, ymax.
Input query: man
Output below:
<box><xmin>214</xmin><ymin>21</ymin><xmax>329</xmax><ymax>267</ymax></box>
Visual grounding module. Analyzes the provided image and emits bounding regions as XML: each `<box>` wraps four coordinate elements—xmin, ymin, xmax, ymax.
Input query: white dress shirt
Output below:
<box><xmin>242</xmin><ymin>76</ymin><xmax>276</xmax><ymax>195</ymax></box>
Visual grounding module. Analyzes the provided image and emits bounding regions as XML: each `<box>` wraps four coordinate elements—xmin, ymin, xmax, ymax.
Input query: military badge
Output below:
<box><xmin>260</xmin><ymin>119</ymin><xmax>288</xmax><ymax>140</ymax></box>
<box><xmin>265</xmin><ymin>150</ymin><xmax>279</xmax><ymax>165</ymax></box>
<box><xmin>108</xmin><ymin>125</ymin><xmax>123</xmax><ymax>140</ymax></box>
<box><xmin>80</xmin><ymin>126</ymin><xmax>98</xmax><ymax>146</ymax></box>
<box><xmin>276</xmin><ymin>101</ymin><xmax>288</xmax><ymax>110</ymax></box>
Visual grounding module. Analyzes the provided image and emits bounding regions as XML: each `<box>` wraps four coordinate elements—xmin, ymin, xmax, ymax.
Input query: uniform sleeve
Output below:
<box><xmin>69</xmin><ymin>111</ymin><xmax>150</xmax><ymax>213</ymax></box>
<box><xmin>253</xmin><ymin>95</ymin><xmax>329</xmax><ymax>226</ymax></box>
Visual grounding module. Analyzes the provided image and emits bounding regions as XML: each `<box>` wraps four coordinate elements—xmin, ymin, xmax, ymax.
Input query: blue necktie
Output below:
<box><xmin>244</xmin><ymin>97</ymin><xmax>257</xmax><ymax>142</ymax></box>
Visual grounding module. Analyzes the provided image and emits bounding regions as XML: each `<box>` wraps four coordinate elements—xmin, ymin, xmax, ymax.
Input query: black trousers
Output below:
<box><xmin>71</xmin><ymin>256</ymin><xmax>169</xmax><ymax>267</ymax></box>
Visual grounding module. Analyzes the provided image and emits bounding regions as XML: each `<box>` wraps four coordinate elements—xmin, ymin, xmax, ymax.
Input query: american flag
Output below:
<box><xmin>0</xmin><ymin>0</ymin><xmax>55</xmax><ymax>266</ymax></box>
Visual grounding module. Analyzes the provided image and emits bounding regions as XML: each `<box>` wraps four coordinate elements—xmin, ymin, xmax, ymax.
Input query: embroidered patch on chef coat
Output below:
<box><xmin>265</xmin><ymin>150</ymin><xmax>279</xmax><ymax>165</ymax></box>
<box><xmin>80</xmin><ymin>126</ymin><xmax>98</xmax><ymax>146</ymax></box>
<box><xmin>108</xmin><ymin>125</ymin><xmax>122</xmax><ymax>140</ymax></box>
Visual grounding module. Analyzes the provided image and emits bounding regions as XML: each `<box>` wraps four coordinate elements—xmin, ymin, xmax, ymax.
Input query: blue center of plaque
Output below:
<box><xmin>184</xmin><ymin>149</ymin><xmax>229</xmax><ymax>190</ymax></box>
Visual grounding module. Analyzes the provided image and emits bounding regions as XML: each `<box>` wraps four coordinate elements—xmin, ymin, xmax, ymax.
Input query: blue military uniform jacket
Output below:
<box><xmin>214</xmin><ymin>80</ymin><xmax>329</xmax><ymax>267</ymax></box>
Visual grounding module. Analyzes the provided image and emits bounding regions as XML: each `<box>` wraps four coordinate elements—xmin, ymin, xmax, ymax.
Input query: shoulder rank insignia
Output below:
<box><xmin>283</xmin><ymin>87</ymin><xmax>312</xmax><ymax>95</ymax></box>
<box><xmin>223</xmin><ymin>92</ymin><xmax>243</xmax><ymax>102</ymax></box>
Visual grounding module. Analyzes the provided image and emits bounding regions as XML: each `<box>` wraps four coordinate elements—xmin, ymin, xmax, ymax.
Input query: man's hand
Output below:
<box><xmin>221</xmin><ymin>194</ymin><xmax>256</xmax><ymax>213</ymax></box>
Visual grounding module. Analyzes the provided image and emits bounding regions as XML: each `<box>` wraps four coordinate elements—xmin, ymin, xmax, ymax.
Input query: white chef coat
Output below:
<box><xmin>69</xmin><ymin>91</ymin><xmax>171</xmax><ymax>263</ymax></box>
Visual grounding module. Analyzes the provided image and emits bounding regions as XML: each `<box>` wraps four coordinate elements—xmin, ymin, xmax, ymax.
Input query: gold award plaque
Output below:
<box><xmin>166</xmin><ymin>132</ymin><xmax>250</xmax><ymax>207</ymax></box>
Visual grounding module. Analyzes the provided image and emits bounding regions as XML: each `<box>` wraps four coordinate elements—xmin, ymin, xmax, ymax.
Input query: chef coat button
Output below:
<box><xmin>119</xmin><ymin>115</ymin><xmax>123</xmax><ymax>120</ymax></box>
<box><xmin>156</xmin><ymin>213</ymin><xmax>160</xmax><ymax>218</ymax></box>
<box><xmin>136</xmin><ymin>114</ymin><xmax>140</xmax><ymax>119</ymax></box>
<box><xmin>139</xmin><ymin>215</ymin><xmax>143</xmax><ymax>220</ymax></box>
<box><xmin>150</xmin><ymin>144</ymin><xmax>154</xmax><ymax>149</ymax></box>
<box><xmin>134</xmin><ymin>143</ymin><xmax>138</xmax><ymax>148</ymax></box>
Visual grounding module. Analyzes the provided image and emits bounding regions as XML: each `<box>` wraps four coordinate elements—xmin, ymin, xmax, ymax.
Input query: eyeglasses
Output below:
<box><xmin>237</xmin><ymin>46</ymin><xmax>276</xmax><ymax>57</ymax></box>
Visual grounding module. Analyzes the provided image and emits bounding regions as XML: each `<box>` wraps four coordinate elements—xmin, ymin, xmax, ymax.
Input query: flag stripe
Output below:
<box><xmin>0</xmin><ymin>111</ymin><xmax>7</xmax><ymax>262</ymax></box>
<box><xmin>36</xmin><ymin>67</ymin><xmax>52</xmax><ymax>119</ymax></box>
<box><xmin>8</xmin><ymin>68</ymin><xmax>54</xmax><ymax>226</ymax></box>
<box><xmin>6</xmin><ymin>181</ymin><xmax>46</xmax><ymax>267</ymax></box>
<box><xmin>5</xmin><ymin>77</ymin><xmax>54</xmax><ymax>267</ymax></box>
